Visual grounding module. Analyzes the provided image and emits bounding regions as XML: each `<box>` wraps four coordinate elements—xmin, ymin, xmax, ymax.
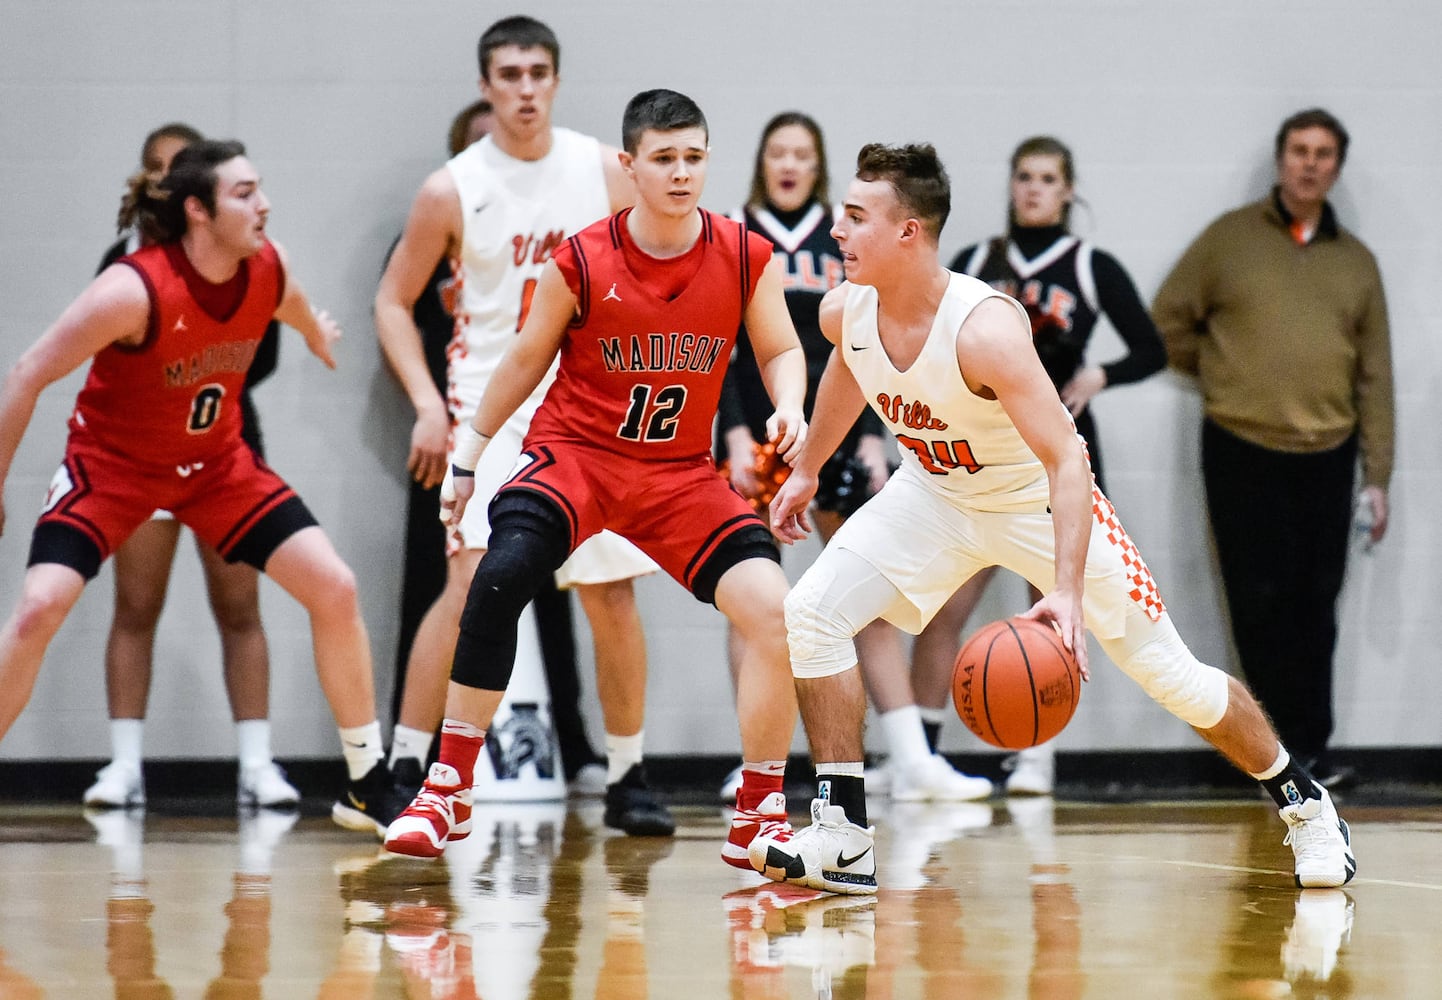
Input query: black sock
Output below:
<box><xmin>1259</xmin><ymin>756</ymin><xmax>1322</xmax><ymax>809</ymax></box>
<box><xmin>816</xmin><ymin>773</ymin><xmax>867</xmax><ymax>826</ymax></box>
<box><xmin>921</xmin><ymin>719</ymin><xmax>942</xmax><ymax>754</ymax></box>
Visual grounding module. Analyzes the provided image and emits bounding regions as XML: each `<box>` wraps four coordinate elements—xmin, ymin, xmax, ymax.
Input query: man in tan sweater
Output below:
<box><xmin>1153</xmin><ymin>108</ymin><xmax>1394</xmax><ymax>789</ymax></box>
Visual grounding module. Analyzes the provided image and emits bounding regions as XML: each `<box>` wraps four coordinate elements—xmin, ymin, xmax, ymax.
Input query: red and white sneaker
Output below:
<box><xmin>724</xmin><ymin>790</ymin><xmax>793</xmax><ymax>871</ymax></box>
<box><xmin>383</xmin><ymin>763</ymin><xmax>473</xmax><ymax>859</ymax></box>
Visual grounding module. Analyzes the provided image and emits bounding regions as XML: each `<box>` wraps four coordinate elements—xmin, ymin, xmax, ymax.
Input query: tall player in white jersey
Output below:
<box><xmin>374</xmin><ymin>16</ymin><xmax>671</xmax><ymax>836</ymax></box>
<box><xmin>750</xmin><ymin>143</ymin><xmax>1356</xmax><ymax>895</ymax></box>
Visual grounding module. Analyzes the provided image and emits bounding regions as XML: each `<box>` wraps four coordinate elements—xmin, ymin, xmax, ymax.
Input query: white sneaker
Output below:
<box><xmin>719</xmin><ymin>763</ymin><xmax>743</xmax><ymax>804</ymax></box>
<box><xmin>238</xmin><ymin>761</ymin><xmax>301</xmax><ymax>808</ymax></box>
<box><xmin>1280</xmin><ymin>786</ymin><xmax>1356</xmax><ymax>888</ymax></box>
<box><xmin>568</xmin><ymin>762</ymin><xmax>607</xmax><ymax>798</ymax></box>
<box><xmin>1004</xmin><ymin>745</ymin><xmax>1055</xmax><ymax>796</ymax></box>
<box><xmin>1282</xmin><ymin>889</ymin><xmax>1354</xmax><ymax>983</ymax></box>
<box><xmin>888</xmin><ymin>754</ymin><xmax>992</xmax><ymax>802</ymax></box>
<box><xmin>83</xmin><ymin>761</ymin><xmax>145</xmax><ymax>808</ymax></box>
<box><xmin>749</xmin><ymin>797</ymin><xmax>878</xmax><ymax>895</ymax></box>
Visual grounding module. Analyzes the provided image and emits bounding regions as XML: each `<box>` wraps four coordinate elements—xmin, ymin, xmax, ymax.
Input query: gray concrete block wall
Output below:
<box><xmin>1</xmin><ymin>1</ymin><xmax>1436</xmax><ymax>760</ymax></box>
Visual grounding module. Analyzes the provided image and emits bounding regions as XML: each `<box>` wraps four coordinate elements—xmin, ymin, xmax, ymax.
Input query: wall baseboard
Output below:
<box><xmin>2</xmin><ymin>747</ymin><xmax>1437</xmax><ymax>810</ymax></box>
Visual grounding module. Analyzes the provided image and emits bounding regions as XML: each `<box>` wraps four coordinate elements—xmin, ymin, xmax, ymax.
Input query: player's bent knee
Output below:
<box><xmin>1111</xmin><ymin>618</ymin><xmax>1229</xmax><ymax>729</ymax></box>
<box><xmin>304</xmin><ymin>559</ymin><xmax>358</xmax><ymax>618</ymax></box>
<box><xmin>452</xmin><ymin>510</ymin><xmax>569</xmax><ymax>692</ymax></box>
<box><xmin>12</xmin><ymin>591</ymin><xmax>76</xmax><ymax>645</ymax></box>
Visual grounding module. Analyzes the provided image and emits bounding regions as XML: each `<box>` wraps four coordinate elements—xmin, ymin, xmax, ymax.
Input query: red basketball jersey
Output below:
<box><xmin>528</xmin><ymin>209</ymin><xmax>773</xmax><ymax>461</ymax></box>
<box><xmin>72</xmin><ymin>240</ymin><xmax>284</xmax><ymax>468</ymax></box>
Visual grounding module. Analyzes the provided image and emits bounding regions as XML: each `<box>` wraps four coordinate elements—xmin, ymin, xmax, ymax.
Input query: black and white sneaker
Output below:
<box><xmin>603</xmin><ymin>764</ymin><xmax>676</xmax><ymax>837</ymax></box>
<box><xmin>1281</xmin><ymin>785</ymin><xmax>1356</xmax><ymax>888</ymax></box>
<box><xmin>332</xmin><ymin>761</ymin><xmax>406</xmax><ymax>838</ymax></box>
<box><xmin>749</xmin><ymin>797</ymin><xmax>878</xmax><ymax>896</ymax></box>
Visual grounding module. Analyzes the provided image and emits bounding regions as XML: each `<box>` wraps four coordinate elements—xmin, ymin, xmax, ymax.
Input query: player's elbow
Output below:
<box><xmin>5</xmin><ymin>353</ymin><xmax>52</xmax><ymax>407</ymax></box>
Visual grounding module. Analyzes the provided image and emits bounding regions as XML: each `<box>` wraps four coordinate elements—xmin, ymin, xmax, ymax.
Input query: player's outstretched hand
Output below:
<box><xmin>307</xmin><ymin>308</ymin><xmax>342</xmax><ymax>370</ymax></box>
<box><xmin>769</xmin><ymin>469</ymin><xmax>817</xmax><ymax>544</ymax></box>
<box><xmin>1020</xmin><ymin>589</ymin><xmax>1090</xmax><ymax>681</ymax></box>
<box><xmin>766</xmin><ymin>408</ymin><xmax>807</xmax><ymax>465</ymax></box>
<box><xmin>439</xmin><ymin>467</ymin><xmax>476</xmax><ymax>529</ymax></box>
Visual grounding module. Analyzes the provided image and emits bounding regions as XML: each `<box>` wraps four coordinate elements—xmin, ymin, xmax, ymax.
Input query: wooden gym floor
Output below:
<box><xmin>2</xmin><ymin>795</ymin><xmax>1440</xmax><ymax>999</ymax></box>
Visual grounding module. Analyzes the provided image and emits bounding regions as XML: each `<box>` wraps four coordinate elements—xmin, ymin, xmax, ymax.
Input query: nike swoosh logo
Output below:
<box><xmin>348</xmin><ymin>792</ymin><xmax>367</xmax><ymax>809</ymax></box>
<box><xmin>848</xmin><ymin>343</ymin><xmax>868</xmax><ymax>351</ymax></box>
<box><xmin>837</xmin><ymin>846</ymin><xmax>872</xmax><ymax>868</ymax></box>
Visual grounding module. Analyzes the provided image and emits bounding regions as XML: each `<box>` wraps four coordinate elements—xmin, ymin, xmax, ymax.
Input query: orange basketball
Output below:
<box><xmin>952</xmin><ymin>617</ymin><xmax>1081</xmax><ymax>749</ymax></box>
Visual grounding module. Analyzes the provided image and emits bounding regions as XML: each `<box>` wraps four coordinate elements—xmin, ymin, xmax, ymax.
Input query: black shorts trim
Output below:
<box><xmin>28</xmin><ymin>522</ymin><xmax>104</xmax><ymax>580</ymax></box>
<box><xmin>691</xmin><ymin>523</ymin><xmax>780</xmax><ymax>606</ymax></box>
<box><xmin>227</xmin><ymin>495</ymin><xmax>319</xmax><ymax>570</ymax></box>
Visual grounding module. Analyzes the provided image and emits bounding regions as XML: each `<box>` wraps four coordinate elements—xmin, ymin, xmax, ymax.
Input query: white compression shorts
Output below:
<box><xmin>784</xmin><ymin>473</ymin><xmax>1230</xmax><ymax>729</ymax></box>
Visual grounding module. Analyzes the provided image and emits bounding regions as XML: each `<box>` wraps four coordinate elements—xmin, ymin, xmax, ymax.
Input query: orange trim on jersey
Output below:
<box><xmin>1091</xmin><ymin>484</ymin><xmax>1165</xmax><ymax>621</ymax></box>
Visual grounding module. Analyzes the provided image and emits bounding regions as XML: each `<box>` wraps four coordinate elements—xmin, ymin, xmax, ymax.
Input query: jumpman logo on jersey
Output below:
<box><xmin>175</xmin><ymin>461</ymin><xmax>205</xmax><ymax>478</ymax></box>
<box><xmin>603</xmin><ymin>283</ymin><xmax>622</xmax><ymax>303</ymax></box>
<box><xmin>174</xmin><ymin>316</ymin><xmax>188</xmax><ymax>333</ymax></box>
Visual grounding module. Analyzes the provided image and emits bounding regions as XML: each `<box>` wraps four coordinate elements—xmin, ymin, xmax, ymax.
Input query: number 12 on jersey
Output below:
<box><xmin>618</xmin><ymin>384</ymin><xmax>687</xmax><ymax>443</ymax></box>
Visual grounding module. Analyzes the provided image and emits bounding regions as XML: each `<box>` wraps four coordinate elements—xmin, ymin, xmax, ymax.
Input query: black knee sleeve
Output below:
<box><xmin>452</xmin><ymin>501</ymin><xmax>571</xmax><ymax>692</ymax></box>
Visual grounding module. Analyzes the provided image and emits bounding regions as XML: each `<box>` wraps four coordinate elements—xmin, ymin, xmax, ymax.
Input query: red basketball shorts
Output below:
<box><xmin>497</xmin><ymin>439</ymin><xmax>767</xmax><ymax>595</ymax></box>
<box><xmin>34</xmin><ymin>432</ymin><xmax>301</xmax><ymax>573</ymax></box>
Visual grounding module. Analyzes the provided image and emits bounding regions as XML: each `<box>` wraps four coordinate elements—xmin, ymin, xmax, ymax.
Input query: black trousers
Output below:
<box><xmin>1201</xmin><ymin>420</ymin><xmax>1356</xmax><ymax>759</ymax></box>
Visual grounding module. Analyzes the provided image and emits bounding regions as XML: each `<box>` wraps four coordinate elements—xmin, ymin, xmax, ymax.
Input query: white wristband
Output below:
<box><xmin>452</xmin><ymin>423</ymin><xmax>490</xmax><ymax>473</ymax></box>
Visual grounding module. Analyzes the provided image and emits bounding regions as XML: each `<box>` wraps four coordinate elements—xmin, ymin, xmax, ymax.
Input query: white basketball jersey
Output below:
<box><xmin>446</xmin><ymin>127</ymin><xmax>610</xmax><ymax>423</ymax></box>
<box><xmin>840</xmin><ymin>272</ymin><xmax>1053</xmax><ymax>509</ymax></box>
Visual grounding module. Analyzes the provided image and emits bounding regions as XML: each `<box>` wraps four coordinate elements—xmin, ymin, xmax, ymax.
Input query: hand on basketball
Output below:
<box><xmin>766</xmin><ymin>407</ymin><xmax>807</xmax><ymax>465</ymax></box>
<box><xmin>769</xmin><ymin>469</ymin><xmax>817</xmax><ymax>544</ymax></box>
<box><xmin>439</xmin><ymin>466</ymin><xmax>476</xmax><ymax>529</ymax></box>
<box><xmin>1022</xmin><ymin>590</ymin><xmax>1090</xmax><ymax>681</ymax></box>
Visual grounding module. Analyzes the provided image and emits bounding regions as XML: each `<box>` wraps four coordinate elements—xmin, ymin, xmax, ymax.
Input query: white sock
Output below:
<box><xmin>338</xmin><ymin>721</ymin><xmax>384</xmax><ymax>781</ymax></box>
<box><xmin>879</xmin><ymin>705</ymin><xmax>932</xmax><ymax>765</ymax></box>
<box><xmin>236</xmin><ymin>720</ymin><xmax>272</xmax><ymax>770</ymax></box>
<box><xmin>110</xmin><ymin>719</ymin><xmax>144</xmax><ymax>767</ymax></box>
<box><xmin>741</xmin><ymin>759</ymin><xmax>787</xmax><ymax>778</ymax></box>
<box><xmin>388</xmin><ymin>724</ymin><xmax>433</xmax><ymax>767</ymax></box>
<box><xmin>605</xmin><ymin>731</ymin><xmax>645</xmax><ymax>785</ymax></box>
<box><xmin>917</xmin><ymin>705</ymin><xmax>949</xmax><ymax>727</ymax></box>
<box><xmin>1250</xmin><ymin>742</ymin><xmax>1289</xmax><ymax>781</ymax></box>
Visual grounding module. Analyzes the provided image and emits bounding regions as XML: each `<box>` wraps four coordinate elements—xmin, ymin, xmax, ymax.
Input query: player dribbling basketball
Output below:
<box><xmin>750</xmin><ymin>142</ymin><xmax>1356</xmax><ymax>897</ymax></box>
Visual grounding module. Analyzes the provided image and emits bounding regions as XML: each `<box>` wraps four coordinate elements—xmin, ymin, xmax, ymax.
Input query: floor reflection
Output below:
<box><xmin>0</xmin><ymin>796</ymin><xmax>1431</xmax><ymax>998</ymax></box>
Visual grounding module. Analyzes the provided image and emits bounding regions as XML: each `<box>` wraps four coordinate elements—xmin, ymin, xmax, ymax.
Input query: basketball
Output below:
<box><xmin>952</xmin><ymin>617</ymin><xmax>1081</xmax><ymax>749</ymax></box>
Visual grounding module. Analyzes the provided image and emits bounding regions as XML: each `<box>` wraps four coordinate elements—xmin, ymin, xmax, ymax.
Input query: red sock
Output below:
<box><xmin>737</xmin><ymin>770</ymin><xmax>784</xmax><ymax>811</ymax></box>
<box><xmin>437</xmin><ymin>720</ymin><xmax>485</xmax><ymax>789</ymax></box>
